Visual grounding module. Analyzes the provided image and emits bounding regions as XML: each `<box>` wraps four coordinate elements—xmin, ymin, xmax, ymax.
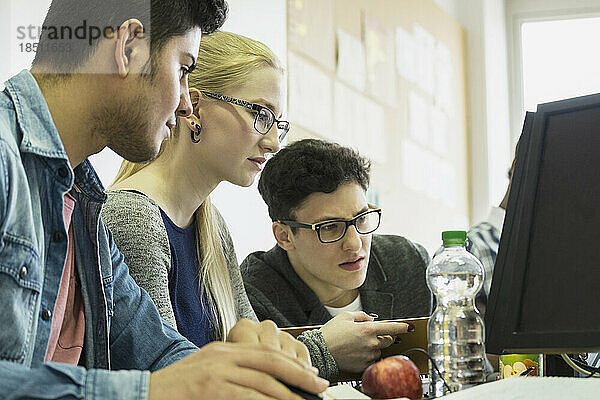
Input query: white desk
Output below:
<box><xmin>322</xmin><ymin>377</ymin><xmax>600</xmax><ymax>399</ymax></box>
<box><xmin>442</xmin><ymin>377</ymin><xmax>600</xmax><ymax>400</ymax></box>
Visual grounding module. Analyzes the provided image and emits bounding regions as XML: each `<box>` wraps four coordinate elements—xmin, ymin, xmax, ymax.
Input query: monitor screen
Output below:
<box><xmin>485</xmin><ymin>94</ymin><xmax>600</xmax><ymax>354</ymax></box>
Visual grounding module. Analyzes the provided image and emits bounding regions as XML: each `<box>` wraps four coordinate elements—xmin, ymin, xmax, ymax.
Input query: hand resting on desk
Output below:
<box><xmin>148</xmin><ymin>319</ymin><xmax>328</xmax><ymax>400</ymax></box>
<box><xmin>227</xmin><ymin>319</ymin><xmax>312</xmax><ymax>368</ymax></box>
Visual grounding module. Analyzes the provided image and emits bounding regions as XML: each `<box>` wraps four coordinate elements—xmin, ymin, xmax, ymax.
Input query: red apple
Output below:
<box><xmin>361</xmin><ymin>355</ymin><xmax>423</xmax><ymax>399</ymax></box>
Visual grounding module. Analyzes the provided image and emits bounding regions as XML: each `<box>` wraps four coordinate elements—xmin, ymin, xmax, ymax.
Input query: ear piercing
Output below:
<box><xmin>190</xmin><ymin>121</ymin><xmax>201</xmax><ymax>143</ymax></box>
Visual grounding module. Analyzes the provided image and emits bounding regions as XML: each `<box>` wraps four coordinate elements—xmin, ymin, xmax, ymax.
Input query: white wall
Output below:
<box><xmin>0</xmin><ymin>0</ymin><xmax>51</xmax><ymax>83</ymax></box>
<box><xmin>0</xmin><ymin>2</ymin><xmax>11</xmax><ymax>84</ymax></box>
<box><xmin>483</xmin><ymin>0</ymin><xmax>511</xmax><ymax>209</ymax></box>
<box><xmin>434</xmin><ymin>0</ymin><xmax>512</xmax><ymax>223</ymax></box>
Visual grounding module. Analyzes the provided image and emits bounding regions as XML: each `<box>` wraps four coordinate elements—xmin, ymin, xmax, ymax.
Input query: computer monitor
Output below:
<box><xmin>485</xmin><ymin>93</ymin><xmax>600</xmax><ymax>355</ymax></box>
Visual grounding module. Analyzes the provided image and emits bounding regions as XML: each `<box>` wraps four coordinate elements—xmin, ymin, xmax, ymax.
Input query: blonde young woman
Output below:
<box><xmin>100</xmin><ymin>31</ymin><xmax>338</xmax><ymax>379</ymax></box>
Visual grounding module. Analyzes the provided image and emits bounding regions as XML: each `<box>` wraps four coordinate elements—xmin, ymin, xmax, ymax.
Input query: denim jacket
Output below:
<box><xmin>0</xmin><ymin>70</ymin><xmax>197</xmax><ymax>399</ymax></box>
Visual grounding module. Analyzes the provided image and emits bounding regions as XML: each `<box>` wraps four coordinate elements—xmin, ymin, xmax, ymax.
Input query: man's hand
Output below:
<box><xmin>148</xmin><ymin>341</ymin><xmax>328</xmax><ymax>400</ymax></box>
<box><xmin>227</xmin><ymin>319</ymin><xmax>312</xmax><ymax>368</ymax></box>
<box><xmin>320</xmin><ymin>311</ymin><xmax>411</xmax><ymax>373</ymax></box>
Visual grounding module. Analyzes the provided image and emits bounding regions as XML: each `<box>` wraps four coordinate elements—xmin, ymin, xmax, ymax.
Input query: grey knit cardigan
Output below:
<box><xmin>101</xmin><ymin>190</ymin><xmax>337</xmax><ymax>379</ymax></box>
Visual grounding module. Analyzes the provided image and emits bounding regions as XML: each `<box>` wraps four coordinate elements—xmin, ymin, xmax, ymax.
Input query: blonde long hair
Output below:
<box><xmin>112</xmin><ymin>31</ymin><xmax>283</xmax><ymax>340</ymax></box>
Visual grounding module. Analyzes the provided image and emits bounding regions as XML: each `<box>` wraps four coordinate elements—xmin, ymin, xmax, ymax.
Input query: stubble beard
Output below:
<box><xmin>91</xmin><ymin>78</ymin><xmax>163</xmax><ymax>163</ymax></box>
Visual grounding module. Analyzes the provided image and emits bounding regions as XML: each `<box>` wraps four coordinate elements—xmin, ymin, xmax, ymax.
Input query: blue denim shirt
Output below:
<box><xmin>0</xmin><ymin>70</ymin><xmax>198</xmax><ymax>399</ymax></box>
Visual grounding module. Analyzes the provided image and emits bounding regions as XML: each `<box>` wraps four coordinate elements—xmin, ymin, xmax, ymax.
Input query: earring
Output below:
<box><xmin>190</xmin><ymin>121</ymin><xmax>201</xmax><ymax>143</ymax></box>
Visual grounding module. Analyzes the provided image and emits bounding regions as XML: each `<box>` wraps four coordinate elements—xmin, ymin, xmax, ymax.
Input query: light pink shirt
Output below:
<box><xmin>45</xmin><ymin>193</ymin><xmax>85</xmax><ymax>364</ymax></box>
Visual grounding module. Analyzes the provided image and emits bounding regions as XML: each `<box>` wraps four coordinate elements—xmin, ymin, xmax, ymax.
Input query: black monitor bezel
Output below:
<box><xmin>485</xmin><ymin>93</ymin><xmax>600</xmax><ymax>354</ymax></box>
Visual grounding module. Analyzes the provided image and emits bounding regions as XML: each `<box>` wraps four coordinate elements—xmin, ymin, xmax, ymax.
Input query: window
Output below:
<box><xmin>521</xmin><ymin>17</ymin><xmax>600</xmax><ymax>112</ymax></box>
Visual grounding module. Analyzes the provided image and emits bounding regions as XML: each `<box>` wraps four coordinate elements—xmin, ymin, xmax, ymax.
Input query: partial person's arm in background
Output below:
<box><xmin>466</xmin><ymin>225</ymin><xmax>498</xmax><ymax>298</ymax></box>
<box><xmin>101</xmin><ymin>190</ymin><xmax>177</xmax><ymax>328</ymax></box>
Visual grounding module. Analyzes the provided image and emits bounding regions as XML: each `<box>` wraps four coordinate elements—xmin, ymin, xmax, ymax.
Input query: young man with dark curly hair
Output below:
<box><xmin>0</xmin><ymin>1</ymin><xmax>327</xmax><ymax>399</ymax></box>
<box><xmin>241</xmin><ymin>138</ymin><xmax>433</xmax><ymax>379</ymax></box>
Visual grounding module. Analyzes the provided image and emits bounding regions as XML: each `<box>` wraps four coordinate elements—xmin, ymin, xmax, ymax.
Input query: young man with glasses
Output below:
<box><xmin>241</xmin><ymin>139</ymin><xmax>433</xmax><ymax>379</ymax></box>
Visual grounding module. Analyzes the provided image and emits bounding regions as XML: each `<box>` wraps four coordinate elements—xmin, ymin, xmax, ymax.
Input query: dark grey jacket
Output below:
<box><xmin>241</xmin><ymin>234</ymin><xmax>433</xmax><ymax>327</ymax></box>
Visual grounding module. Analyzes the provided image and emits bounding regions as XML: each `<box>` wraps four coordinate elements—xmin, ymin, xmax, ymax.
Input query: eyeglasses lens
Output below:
<box><xmin>255</xmin><ymin>109</ymin><xmax>274</xmax><ymax>133</ymax></box>
<box><xmin>319</xmin><ymin>222</ymin><xmax>346</xmax><ymax>242</ymax></box>
<box><xmin>356</xmin><ymin>212</ymin><xmax>379</xmax><ymax>233</ymax></box>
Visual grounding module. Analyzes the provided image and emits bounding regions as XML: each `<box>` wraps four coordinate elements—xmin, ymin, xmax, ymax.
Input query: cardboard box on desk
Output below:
<box><xmin>282</xmin><ymin>316</ymin><xmax>429</xmax><ymax>382</ymax></box>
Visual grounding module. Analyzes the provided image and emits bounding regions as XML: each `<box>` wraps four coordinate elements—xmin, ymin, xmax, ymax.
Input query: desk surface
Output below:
<box><xmin>322</xmin><ymin>377</ymin><xmax>600</xmax><ymax>400</ymax></box>
<box><xmin>443</xmin><ymin>377</ymin><xmax>600</xmax><ymax>400</ymax></box>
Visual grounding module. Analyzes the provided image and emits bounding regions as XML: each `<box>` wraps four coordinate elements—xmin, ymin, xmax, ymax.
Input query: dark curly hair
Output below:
<box><xmin>258</xmin><ymin>139</ymin><xmax>371</xmax><ymax>222</ymax></box>
<box><xmin>32</xmin><ymin>0</ymin><xmax>228</xmax><ymax>72</ymax></box>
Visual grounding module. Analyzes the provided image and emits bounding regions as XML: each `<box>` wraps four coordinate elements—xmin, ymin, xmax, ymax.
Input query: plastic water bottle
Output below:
<box><xmin>427</xmin><ymin>230</ymin><xmax>486</xmax><ymax>396</ymax></box>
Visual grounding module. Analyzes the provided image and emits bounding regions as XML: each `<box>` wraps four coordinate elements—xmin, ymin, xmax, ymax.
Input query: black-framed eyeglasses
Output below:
<box><xmin>278</xmin><ymin>208</ymin><xmax>382</xmax><ymax>244</ymax></box>
<box><xmin>201</xmin><ymin>91</ymin><xmax>290</xmax><ymax>142</ymax></box>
